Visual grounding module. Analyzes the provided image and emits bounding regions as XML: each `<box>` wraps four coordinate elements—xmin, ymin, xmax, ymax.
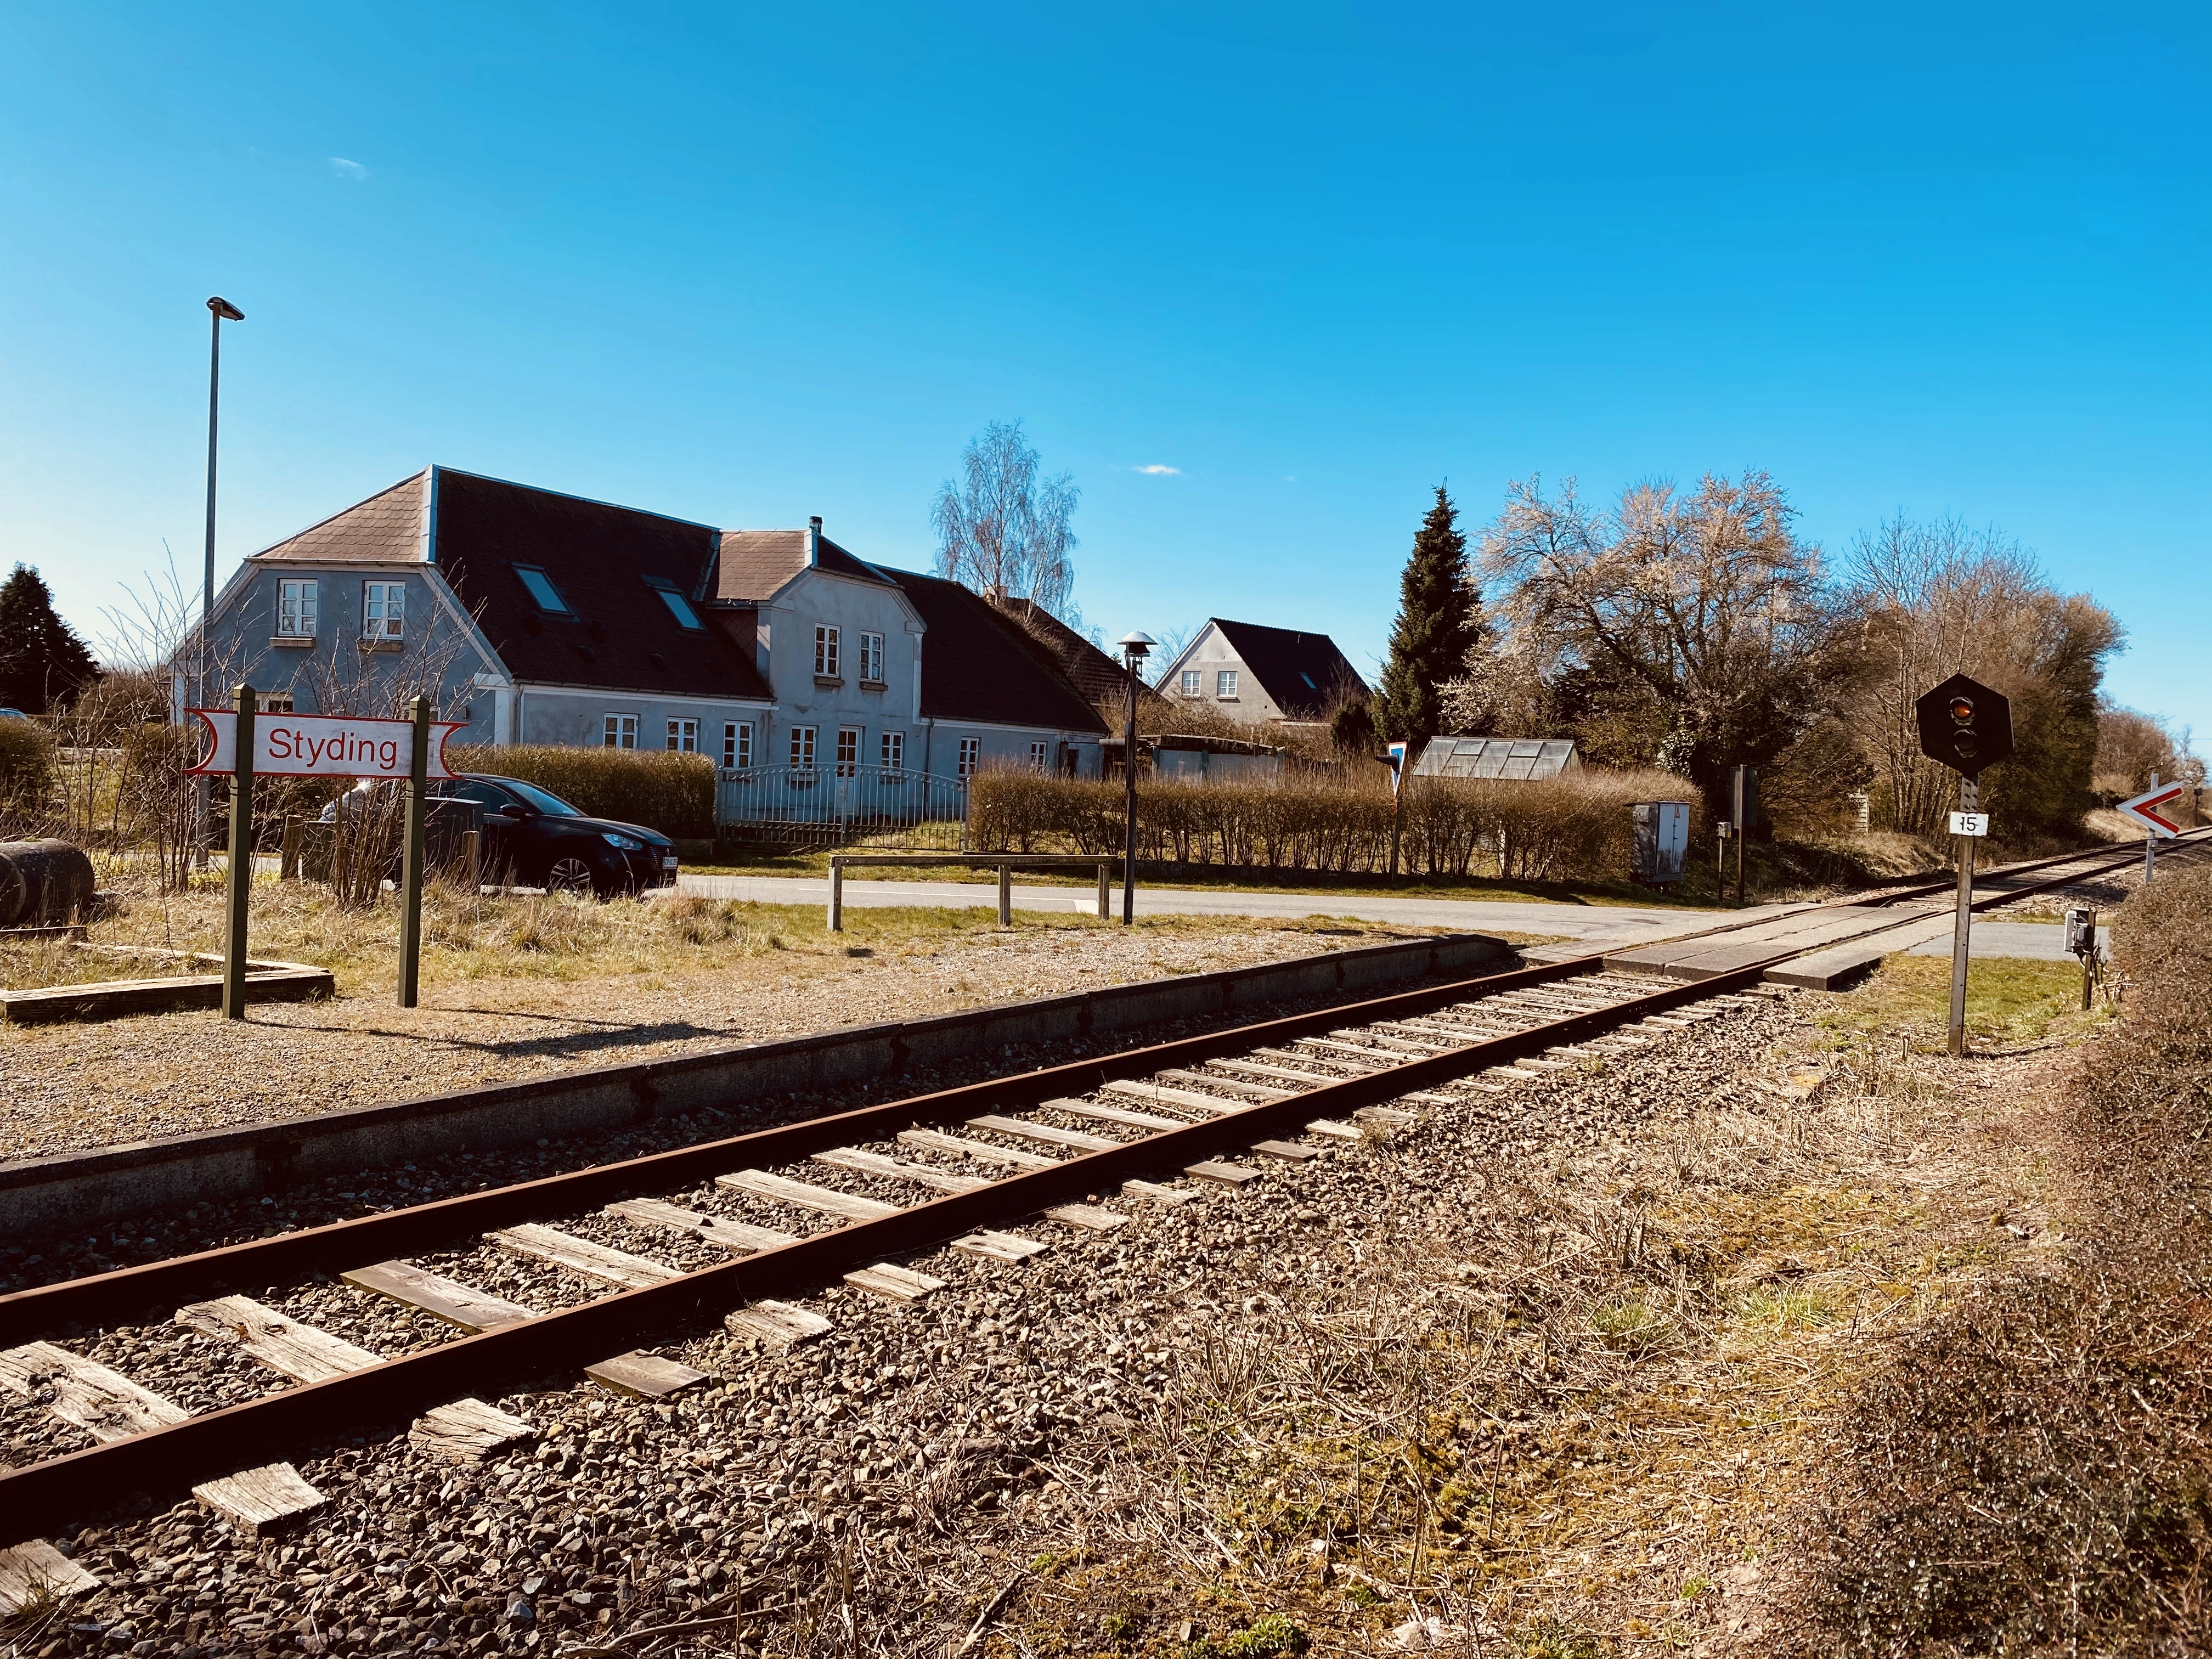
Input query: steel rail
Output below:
<box><xmin>1864</xmin><ymin>826</ymin><xmax>2211</xmax><ymax>908</ymax></box>
<box><xmin>0</xmin><ymin>952</ymin><xmax>1774</xmax><ymax>1544</ymax></box>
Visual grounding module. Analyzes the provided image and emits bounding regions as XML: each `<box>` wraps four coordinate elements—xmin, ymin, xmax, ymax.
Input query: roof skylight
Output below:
<box><xmin>656</xmin><ymin>589</ymin><xmax>704</xmax><ymax>630</ymax></box>
<box><xmin>515</xmin><ymin>566</ymin><xmax>569</xmax><ymax>614</ymax></box>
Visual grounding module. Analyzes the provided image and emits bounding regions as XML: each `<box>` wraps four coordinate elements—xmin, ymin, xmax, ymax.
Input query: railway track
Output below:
<box><xmin>0</xmin><ymin>832</ymin><xmax>2198</xmax><ymax>1592</ymax></box>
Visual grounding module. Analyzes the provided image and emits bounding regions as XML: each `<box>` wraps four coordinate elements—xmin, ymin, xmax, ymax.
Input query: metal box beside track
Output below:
<box><xmin>1632</xmin><ymin>801</ymin><xmax>1690</xmax><ymax>885</ymax></box>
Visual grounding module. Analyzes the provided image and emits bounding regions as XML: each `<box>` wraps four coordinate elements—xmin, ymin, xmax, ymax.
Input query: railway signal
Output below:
<box><xmin>1912</xmin><ymin>674</ymin><xmax>2015</xmax><ymax>1057</ymax></box>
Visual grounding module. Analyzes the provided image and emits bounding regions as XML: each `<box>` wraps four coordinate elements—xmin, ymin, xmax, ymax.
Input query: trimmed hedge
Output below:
<box><xmin>447</xmin><ymin>744</ymin><xmax>715</xmax><ymax>840</ymax></box>
<box><xmin>968</xmin><ymin>766</ymin><xmax>1699</xmax><ymax>884</ymax></box>
<box><xmin>0</xmin><ymin>718</ymin><xmax>58</xmax><ymax>833</ymax></box>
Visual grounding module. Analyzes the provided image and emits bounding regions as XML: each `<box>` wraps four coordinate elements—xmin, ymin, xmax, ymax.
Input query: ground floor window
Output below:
<box><xmin>667</xmin><ymin>718</ymin><xmax>698</xmax><ymax>753</ymax></box>
<box><xmin>881</xmin><ymin>730</ymin><xmax>904</xmax><ymax>774</ymax></box>
<box><xmin>790</xmin><ymin>724</ymin><xmax>816</xmax><ymax>770</ymax></box>
<box><xmin>1029</xmin><ymin>739</ymin><xmax>1050</xmax><ymax>771</ymax></box>
<box><xmin>603</xmin><ymin>713</ymin><xmax>637</xmax><ymax>749</ymax></box>
<box><xmin>255</xmin><ymin>692</ymin><xmax>295</xmax><ymax>714</ymax></box>
<box><xmin>957</xmin><ymin>736</ymin><xmax>980</xmax><ymax>779</ymax></box>
<box><xmin>835</xmin><ymin>726</ymin><xmax>860</xmax><ymax>778</ymax></box>
<box><xmin>723</xmin><ymin>721</ymin><xmax>752</xmax><ymax>769</ymax></box>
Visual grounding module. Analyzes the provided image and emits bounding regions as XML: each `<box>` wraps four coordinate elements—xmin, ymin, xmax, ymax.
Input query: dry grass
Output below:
<box><xmin>988</xmin><ymin>1028</ymin><xmax>2057</xmax><ymax>1656</ymax></box>
<box><xmin>2</xmin><ymin>871</ymin><xmax>1400</xmax><ymax>998</ymax></box>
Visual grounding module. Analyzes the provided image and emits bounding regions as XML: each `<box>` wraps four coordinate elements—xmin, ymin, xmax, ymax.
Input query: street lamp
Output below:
<box><xmin>196</xmin><ymin>296</ymin><xmax>245</xmax><ymax>868</ymax></box>
<box><xmin>1116</xmin><ymin>630</ymin><xmax>1154</xmax><ymax>925</ymax></box>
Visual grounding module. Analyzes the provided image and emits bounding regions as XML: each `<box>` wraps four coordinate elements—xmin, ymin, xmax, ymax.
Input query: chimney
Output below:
<box><xmin>808</xmin><ymin>516</ymin><xmax>822</xmax><ymax>567</ymax></box>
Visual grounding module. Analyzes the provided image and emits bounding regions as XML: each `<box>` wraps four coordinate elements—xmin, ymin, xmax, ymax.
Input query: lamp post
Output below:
<box><xmin>196</xmin><ymin>296</ymin><xmax>245</xmax><ymax>869</ymax></box>
<box><xmin>1116</xmin><ymin>631</ymin><xmax>1154</xmax><ymax>925</ymax></box>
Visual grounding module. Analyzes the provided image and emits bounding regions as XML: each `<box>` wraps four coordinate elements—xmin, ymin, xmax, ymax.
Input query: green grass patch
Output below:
<box><xmin>1815</xmin><ymin>953</ymin><xmax>2106</xmax><ymax>1051</ymax></box>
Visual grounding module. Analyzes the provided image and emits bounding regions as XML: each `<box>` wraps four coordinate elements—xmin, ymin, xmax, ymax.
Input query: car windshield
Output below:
<box><xmin>501</xmin><ymin>779</ymin><xmax>583</xmax><ymax>817</ymax></box>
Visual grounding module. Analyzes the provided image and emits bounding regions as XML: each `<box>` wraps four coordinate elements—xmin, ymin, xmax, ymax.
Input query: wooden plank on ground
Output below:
<box><xmin>194</xmin><ymin>1463</ymin><xmax>327</xmax><ymax>1536</ymax></box>
<box><xmin>844</xmin><ymin>1263</ymin><xmax>946</xmax><ymax>1304</ymax></box>
<box><xmin>342</xmin><ymin>1261</ymin><xmax>538</xmax><ymax>1333</ymax></box>
<box><xmin>491</xmin><ymin>1224</ymin><xmax>680</xmax><ymax>1290</ymax></box>
<box><xmin>1100</xmin><ymin>1080</ymin><xmax>1241</xmax><ymax>1115</ymax></box>
<box><xmin>897</xmin><ymin>1127</ymin><xmax>1058</xmax><ymax>1169</ymax></box>
<box><xmin>725</xmin><ymin>1301</ymin><xmax>834</xmax><ymax>1352</ymax></box>
<box><xmin>1051</xmin><ymin>1099</ymin><xmax>1186</xmax><ymax>1133</ymax></box>
<box><xmin>1153</xmin><ymin>1068</ymin><xmax>1292</xmax><ymax>1100</ymax></box>
<box><xmin>1252</xmin><ymin>1139</ymin><xmax>1319</xmax><ymax>1162</ymax></box>
<box><xmin>1298</xmin><ymin>1037</ymin><xmax>1413</xmax><ymax>1061</ymax></box>
<box><xmin>1356</xmin><ymin>1106</ymin><xmax>1417</xmax><ymax>1127</ymax></box>
<box><xmin>715</xmin><ymin>1169</ymin><xmax>903</xmax><ymax>1222</ymax></box>
<box><xmin>0</xmin><ymin>1539</ymin><xmax>100</xmax><ymax>1613</ymax></box>
<box><xmin>585</xmin><ymin>1351</ymin><xmax>709</xmax><ymax>1398</ymax></box>
<box><xmin>602</xmin><ymin>1198</ymin><xmax>799</xmax><ymax>1254</ymax></box>
<box><xmin>963</xmin><ymin>1115</ymin><xmax>1120</xmax><ymax>1153</ymax></box>
<box><xmin>813</xmin><ymin>1147</ymin><xmax>991</xmax><ymax>1194</ymax></box>
<box><xmin>1248</xmin><ymin>1045</ymin><xmax>1372</xmax><ymax>1071</ymax></box>
<box><xmin>1046</xmin><ymin>1204</ymin><xmax>1130</xmax><ymax>1232</ymax></box>
<box><xmin>174</xmin><ymin>1295</ymin><xmax>381</xmax><ymax>1384</ymax></box>
<box><xmin>1121</xmin><ymin>1179</ymin><xmax>1194</xmax><ymax>1205</ymax></box>
<box><xmin>0</xmin><ymin>1341</ymin><xmax>189</xmax><ymax>1440</ymax></box>
<box><xmin>1306</xmin><ymin>1119</ymin><xmax>1364</xmax><ymax>1141</ymax></box>
<box><xmin>411</xmin><ymin>1397</ymin><xmax>535</xmax><ymax>1463</ymax></box>
<box><xmin>1183</xmin><ymin>1161</ymin><xmax>1263</xmax><ymax>1188</ymax></box>
<box><xmin>950</xmin><ymin>1230</ymin><xmax>1048</xmax><ymax>1263</ymax></box>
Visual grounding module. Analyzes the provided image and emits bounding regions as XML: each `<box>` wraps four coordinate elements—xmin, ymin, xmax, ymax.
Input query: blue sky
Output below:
<box><xmin>4</xmin><ymin>3</ymin><xmax>2208</xmax><ymax>737</ymax></box>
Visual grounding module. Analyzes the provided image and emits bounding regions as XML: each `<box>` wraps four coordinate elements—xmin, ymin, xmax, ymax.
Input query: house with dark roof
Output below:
<box><xmin>1154</xmin><ymin>618</ymin><xmax>1366</xmax><ymax>727</ymax></box>
<box><xmin>202</xmin><ymin>467</ymin><xmax>1112</xmax><ymax>808</ymax></box>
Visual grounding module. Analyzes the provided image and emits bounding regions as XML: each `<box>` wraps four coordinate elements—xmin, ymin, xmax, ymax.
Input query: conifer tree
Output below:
<box><xmin>0</xmin><ymin>564</ymin><xmax>100</xmax><ymax>713</ymax></box>
<box><xmin>1375</xmin><ymin>486</ymin><xmax>1477</xmax><ymax>748</ymax></box>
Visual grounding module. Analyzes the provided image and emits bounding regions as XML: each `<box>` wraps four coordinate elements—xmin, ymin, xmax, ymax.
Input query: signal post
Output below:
<box><xmin>1915</xmin><ymin>673</ymin><xmax>2014</xmax><ymax>1058</ymax></box>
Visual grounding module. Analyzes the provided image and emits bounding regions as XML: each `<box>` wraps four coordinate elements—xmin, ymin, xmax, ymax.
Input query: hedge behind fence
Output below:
<box><xmin>969</xmin><ymin>766</ymin><xmax>1699</xmax><ymax>883</ymax></box>
<box><xmin>447</xmin><ymin>744</ymin><xmax>715</xmax><ymax>840</ymax></box>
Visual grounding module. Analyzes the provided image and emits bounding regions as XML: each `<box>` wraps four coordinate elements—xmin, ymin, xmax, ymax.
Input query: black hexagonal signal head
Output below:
<box><xmin>1916</xmin><ymin>672</ymin><xmax>2013</xmax><ymax>778</ymax></box>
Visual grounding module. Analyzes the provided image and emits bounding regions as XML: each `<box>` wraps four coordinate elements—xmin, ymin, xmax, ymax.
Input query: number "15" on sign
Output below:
<box><xmin>1949</xmin><ymin>811</ymin><xmax>1989</xmax><ymax>837</ymax></box>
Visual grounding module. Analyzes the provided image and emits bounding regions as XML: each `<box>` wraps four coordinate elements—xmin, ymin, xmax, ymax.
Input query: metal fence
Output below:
<box><xmin>714</xmin><ymin>765</ymin><xmax>969</xmax><ymax>850</ymax></box>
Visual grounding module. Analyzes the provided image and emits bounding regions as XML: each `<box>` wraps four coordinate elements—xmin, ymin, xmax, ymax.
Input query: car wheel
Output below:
<box><xmin>544</xmin><ymin>856</ymin><xmax>599</xmax><ymax>898</ymax></box>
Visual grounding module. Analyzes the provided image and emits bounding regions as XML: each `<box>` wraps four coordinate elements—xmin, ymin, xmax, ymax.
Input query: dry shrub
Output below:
<box><xmin>968</xmin><ymin>767</ymin><xmax>1696</xmax><ymax>883</ymax></box>
<box><xmin>447</xmin><ymin>743</ymin><xmax>714</xmax><ymax>839</ymax></box>
<box><xmin>1792</xmin><ymin>861</ymin><xmax>2212</xmax><ymax>1654</ymax></box>
<box><xmin>0</xmin><ymin>716</ymin><xmax>59</xmax><ymax>835</ymax></box>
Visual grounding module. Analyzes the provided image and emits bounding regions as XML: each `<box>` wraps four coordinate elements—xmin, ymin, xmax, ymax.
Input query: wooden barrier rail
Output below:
<box><xmin>827</xmin><ymin>853</ymin><xmax>1123</xmax><ymax>929</ymax></box>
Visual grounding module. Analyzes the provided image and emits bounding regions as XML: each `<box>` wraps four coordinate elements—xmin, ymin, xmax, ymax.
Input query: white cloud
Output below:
<box><xmin>1133</xmin><ymin>463</ymin><xmax>1180</xmax><ymax>476</ymax></box>
<box><xmin>328</xmin><ymin>157</ymin><xmax>368</xmax><ymax>180</ymax></box>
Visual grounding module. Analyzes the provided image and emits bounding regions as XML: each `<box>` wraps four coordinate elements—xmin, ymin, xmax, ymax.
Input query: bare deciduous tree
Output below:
<box><xmin>932</xmin><ymin>420</ymin><xmax>1080</xmax><ymax>620</ymax></box>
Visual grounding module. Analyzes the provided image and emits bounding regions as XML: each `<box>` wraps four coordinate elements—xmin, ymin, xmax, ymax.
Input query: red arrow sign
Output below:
<box><xmin>2118</xmin><ymin>780</ymin><xmax>2187</xmax><ymax>837</ymax></box>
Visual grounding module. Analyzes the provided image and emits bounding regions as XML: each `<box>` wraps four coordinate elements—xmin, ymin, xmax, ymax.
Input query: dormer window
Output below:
<box><xmin>644</xmin><ymin>575</ymin><xmax>703</xmax><ymax>630</ymax></box>
<box><xmin>515</xmin><ymin>566</ymin><xmax>570</xmax><ymax>614</ymax></box>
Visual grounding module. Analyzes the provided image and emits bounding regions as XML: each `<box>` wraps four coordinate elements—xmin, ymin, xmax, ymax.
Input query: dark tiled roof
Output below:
<box><xmin>713</xmin><ymin>529</ymin><xmax>897</xmax><ymax>601</ymax></box>
<box><xmin>428</xmin><ymin>470</ymin><xmax>773</xmax><ymax>701</ymax></box>
<box><xmin>879</xmin><ymin>568</ymin><xmax>1110</xmax><ymax>733</ymax></box>
<box><xmin>996</xmin><ymin>598</ymin><xmax>1131</xmax><ymax>707</ymax></box>
<box><xmin>1208</xmin><ymin>618</ymin><xmax>1365</xmax><ymax>719</ymax></box>
<box><xmin>250</xmin><ymin>471</ymin><xmax>428</xmax><ymax>563</ymax></box>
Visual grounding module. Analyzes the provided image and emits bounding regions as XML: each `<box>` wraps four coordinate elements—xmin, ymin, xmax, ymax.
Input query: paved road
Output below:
<box><xmin>673</xmin><ymin>871</ymin><xmax>1793</xmax><ymax>946</ymax></box>
<box><xmin>1902</xmin><ymin>920</ymin><xmax>2096</xmax><ymax>962</ymax></box>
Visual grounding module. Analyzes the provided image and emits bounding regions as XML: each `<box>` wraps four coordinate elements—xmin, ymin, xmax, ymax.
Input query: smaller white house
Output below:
<box><xmin>1154</xmin><ymin>618</ymin><xmax>1365</xmax><ymax>727</ymax></box>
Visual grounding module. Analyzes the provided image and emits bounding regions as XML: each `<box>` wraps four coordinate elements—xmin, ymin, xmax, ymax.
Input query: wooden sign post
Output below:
<box><xmin>397</xmin><ymin>696</ymin><xmax>432</xmax><ymax>1009</ymax></box>
<box><xmin>189</xmin><ymin>700</ymin><xmax>462</xmax><ymax>1014</ymax></box>
<box><xmin>222</xmin><ymin>684</ymin><xmax>257</xmax><ymax>1020</ymax></box>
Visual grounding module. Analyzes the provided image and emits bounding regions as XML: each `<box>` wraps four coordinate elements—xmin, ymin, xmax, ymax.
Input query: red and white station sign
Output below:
<box><xmin>185</xmin><ymin>708</ymin><xmax>464</xmax><ymax>780</ymax></box>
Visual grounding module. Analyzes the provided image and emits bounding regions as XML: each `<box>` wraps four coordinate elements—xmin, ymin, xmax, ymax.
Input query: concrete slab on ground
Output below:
<box><xmin>1602</xmin><ymin>905</ymin><xmax>1915</xmax><ymax>980</ymax></box>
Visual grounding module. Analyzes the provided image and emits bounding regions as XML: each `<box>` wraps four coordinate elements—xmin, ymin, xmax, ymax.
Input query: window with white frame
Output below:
<box><xmin>814</xmin><ymin>625</ymin><xmax>839</xmax><ymax>678</ymax></box>
<box><xmin>603</xmin><ymin>713</ymin><xmax>638</xmax><ymax>749</ymax></box>
<box><xmin>256</xmin><ymin>691</ymin><xmax>295</xmax><ymax>714</ymax></box>
<box><xmin>363</xmin><ymin>581</ymin><xmax>405</xmax><ymax>641</ymax></box>
<box><xmin>957</xmin><ymin>736</ymin><xmax>980</xmax><ymax>780</ymax></box>
<box><xmin>790</xmin><ymin>724</ymin><xmax>816</xmax><ymax>770</ymax></box>
<box><xmin>722</xmin><ymin>721</ymin><xmax>752</xmax><ymax>769</ymax></box>
<box><xmin>667</xmin><ymin>718</ymin><xmax>698</xmax><ymax>753</ymax></box>
<box><xmin>1216</xmin><ymin>669</ymin><xmax>1238</xmax><ymax>698</ymax></box>
<box><xmin>1030</xmin><ymin>740</ymin><xmax>1049</xmax><ymax>771</ymax></box>
<box><xmin>881</xmin><ymin>731</ymin><xmax>904</xmax><ymax>774</ymax></box>
<box><xmin>276</xmin><ymin>579</ymin><xmax>318</xmax><ymax>639</ymax></box>
<box><xmin>859</xmin><ymin>631</ymin><xmax>884</xmax><ymax>683</ymax></box>
<box><xmin>1180</xmin><ymin>669</ymin><xmax>1200</xmax><ymax>697</ymax></box>
<box><xmin>835</xmin><ymin>727</ymin><xmax>860</xmax><ymax>778</ymax></box>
